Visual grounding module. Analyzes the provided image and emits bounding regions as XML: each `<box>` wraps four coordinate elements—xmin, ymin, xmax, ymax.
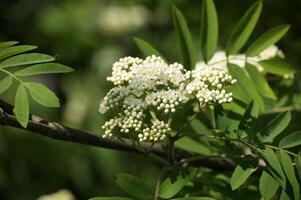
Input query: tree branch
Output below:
<box><xmin>0</xmin><ymin>99</ymin><xmax>235</xmax><ymax>172</ymax></box>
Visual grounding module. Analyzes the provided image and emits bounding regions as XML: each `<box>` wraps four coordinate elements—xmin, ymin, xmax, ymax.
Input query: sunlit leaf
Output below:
<box><xmin>263</xmin><ymin>148</ymin><xmax>286</xmax><ymax>188</ymax></box>
<box><xmin>227</xmin><ymin>63</ymin><xmax>264</xmax><ymax>115</ymax></box>
<box><xmin>1</xmin><ymin>53</ymin><xmax>55</xmax><ymax>68</ymax></box>
<box><xmin>24</xmin><ymin>82</ymin><xmax>60</xmax><ymax>107</ymax></box>
<box><xmin>259</xmin><ymin>58</ymin><xmax>295</xmax><ymax>76</ymax></box>
<box><xmin>225</xmin><ymin>1</ymin><xmax>262</xmax><ymax>54</ymax></box>
<box><xmin>15</xmin><ymin>63</ymin><xmax>73</xmax><ymax>76</ymax></box>
<box><xmin>245</xmin><ymin>64</ymin><xmax>276</xmax><ymax>100</ymax></box>
<box><xmin>259</xmin><ymin>171</ymin><xmax>279</xmax><ymax>200</ymax></box>
<box><xmin>0</xmin><ymin>76</ymin><xmax>13</xmax><ymax>94</ymax></box>
<box><xmin>246</xmin><ymin>25</ymin><xmax>290</xmax><ymax>56</ymax></box>
<box><xmin>200</xmin><ymin>0</ymin><xmax>218</xmax><ymax>62</ymax></box>
<box><xmin>279</xmin><ymin>131</ymin><xmax>301</xmax><ymax>148</ymax></box>
<box><xmin>258</xmin><ymin>112</ymin><xmax>291</xmax><ymax>143</ymax></box>
<box><xmin>278</xmin><ymin>151</ymin><xmax>299</xmax><ymax>200</ymax></box>
<box><xmin>172</xmin><ymin>6</ymin><xmax>196</xmax><ymax>69</ymax></box>
<box><xmin>0</xmin><ymin>41</ymin><xmax>18</xmax><ymax>51</ymax></box>
<box><xmin>0</xmin><ymin>45</ymin><xmax>37</xmax><ymax>60</ymax></box>
<box><xmin>134</xmin><ymin>37</ymin><xmax>163</xmax><ymax>57</ymax></box>
<box><xmin>115</xmin><ymin>173</ymin><xmax>153</xmax><ymax>199</ymax></box>
<box><xmin>295</xmin><ymin>152</ymin><xmax>301</xmax><ymax>182</ymax></box>
<box><xmin>14</xmin><ymin>84</ymin><xmax>29</xmax><ymax>128</ymax></box>
<box><xmin>159</xmin><ymin>167</ymin><xmax>197</xmax><ymax>199</ymax></box>
<box><xmin>230</xmin><ymin>165</ymin><xmax>255</xmax><ymax>190</ymax></box>
<box><xmin>175</xmin><ymin>136</ymin><xmax>211</xmax><ymax>155</ymax></box>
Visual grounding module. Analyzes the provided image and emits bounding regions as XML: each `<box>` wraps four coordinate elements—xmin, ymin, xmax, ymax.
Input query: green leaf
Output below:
<box><xmin>278</xmin><ymin>151</ymin><xmax>300</xmax><ymax>200</ymax></box>
<box><xmin>171</xmin><ymin>197</ymin><xmax>215</xmax><ymax>200</ymax></box>
<box><xmin>246</xmin><ymin>25</ymin><xmax>290</xmax><ymax>56</ymax></box>
<box><xmin>225</xmin><ymin>1</ymin><xmax>262</xmax><ymax>54</ymax></box>
<box><xmin>24</xmin><ymin>82</ymin><xmax>60</xmax><ymax>107</ymax></box>
<box><xmin>245</xmin><ymin>64</ymin><xmax>277</xmax><ymax>100</ymax></box>
<box><xmin>279</xmin><ymin>131</ymin><xmax>301</xmax><ymax>148</ymax></box>
<box><xmin>115</xmin><ymin>173</ymin><xmax>153</xmax><ymax>199</ymax></box>
<box><xmin>14</xmin><ymin>84</ymin><xmax>29</xmax><ymax>128</ymax></box>
<box><xmin>1</xmin><ymin>53</ymin><xmax>55</xmax><ymax>68</ymax></box>
<box><xmin>259</xmin><ymin>58</ymin><xmax>295</xmax><ymax>76</ymax></box>
<box><xmin>230</xmin><ymin>165</ymin><xmax>255</xmax><ymax>190</ymax></box>
<box><xmin>134</xmin><ymin>37</ymin><xmax>163</xmax><ymax>57</ymax></box>
<box><xmin>0</xmin><ymin>76</ymin><xmax>13</xmax><ymax>94</ymax></box>
<box><xmin>0</xmin><ymin>45</ymin><xmax>37</xmax><ymax>60</ymax></box>
<box><xmin>200</xmin><ymin>0</ymin><xmax>218</xmax><ymax>62</ymax></box>
<box><xmin>175</xmin><ymin>136</ymin><xmax>211</xmax><ymax>155</ymax></box>
<box><xmin>280</xmin><ymin>191</ymin><xmax>290</xmax><ymax>200</ymax></box>
<box><xmin>89</xmin><ymin>197</ymin><xmax>134</xmax><ymax>200</ymax></box>
<box><xmin>172</xmin><ymin>6</ymin><xmax>196</xmax><ymax>69</ymax></box>
<box><xmin>159</xmin><ymin>167</ymin><xmax>197</xmax><ymax>199</ymax></box>
<box><xmin>259</xmin><ymin>171</ymin><xmax>279</xmax><ymax>200</ymax></box>
<box><xmin>263</xmin><ymin>148</ymin><xmax>286</xmax><ymax>188</ymax></box>
<box><xmin>227</xmin><ymin>64</ymin><xmax>264</xmax><ymax>115</ymax></box>
<box><xmin>15</xmin><ymin>63</ymin><xmax>73</xmax><ymax>76</ymax></box>
<box><xmin>259</xmin><ymin>112</ymin><xmax>291</xmax><ymax>143</ymax></box>
<box><xmin>0</xmin><ymin>41</ymin><xmax>18</xmax><ymax>51</ymax></box>
<box><xmin>295</xmin><ymin>152</ymin><xmax>301</xmax><ymax>182</ymax></box>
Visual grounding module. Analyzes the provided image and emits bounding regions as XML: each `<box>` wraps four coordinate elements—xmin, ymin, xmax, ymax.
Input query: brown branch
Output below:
<box><xmin>0</xmin><ymin>99</ymin><xmax>235</xmax><ymax>172</ymax></box>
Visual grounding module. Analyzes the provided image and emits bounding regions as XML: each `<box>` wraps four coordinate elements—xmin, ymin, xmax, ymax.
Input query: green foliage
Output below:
<box><xmin>24</xmin><ymin>82</ymin><xmax>60</xmax><ymax>107</ymax></box>
<box><xmin>227</xmin><ymin>63</ymin><xmax>264</xmax><ymax>115</ymax></box>
<box><xmin>259</xmin><ymin>58</ymin><xmax>295</xmax><ymax>76</ymax></box>
<box><xmin>175</xmin><ymin>136</ymin><xmax>211</xmax><ymax>155</ymax></box>
<box><xmin>246</xmin><ymin>25</ymin><xmax>290</xmax><ymax>56</ymax></box>
<box><xmin>114</xmin><ymin>173</ymin><xmax>153</xmax><ymax>199</ymax></box>
<box><xmin>0</xmin><ymin>53</ymin><xmax>54</xmax><ymax>68</ymax></box>
<box><xmin>172</xmin><ymin>6</ymin><xmax>196</xmax><ymax>69</ymax></box>
<box><xmin>200</xmin><ymin>0</ymin><xmax>218</xmax><ymax>62</ymax></box>
<box><xmin>14</xmin><ymin>84</ymin><xmax>29</xmax><ymax>127</ymax></box>
<box><xmin>230</xmin><ymin>165</ymin><xmax>255</xmax><ymax>190</ymax></box>
<box><xmin>278</xmin><ymin>151</ymin><xmax>300</xmax><ymax>200</ymax></box>
<box><xmin>258</xmin><ymin>112</ymin><xmax>291</xmax><ymax>143</ymax></box>
<box><xmin>279</xmin><ymin>131</ymin><xmax>301</xmax><ymax>148</ymax></box>
<box><xmin>225</xmin><ymin>1</ymin><xmax>262</xmax><ymax>54</ymax></box>
<box><xmin>134</xmin><ymin>37</ymin><xmax>163</xmax><ymax>57</ymax></box>
<box><xmin>0</xmin><ymin>41</ymin><xmax>73</xmax><ymax>127</ymax></box>
<box><xmin>0</xmin><ymin>76</ymin><xmax>12</xmax><ymax>94</ymax></box>
<box><xmin>259</xmin><ymin>171</ymin><xmax>279</xmax><ymax>200</ymax></box>
<box><xmin>14</xmin><ymin>63</ymin><xmax>73</xmax><ymax>76</ymax></box>
<box><xmin>159</xmin><ymin>168</ymin><xmax>197</xmax><ymax>199</ymax></box>
<box><xmin>245</xmin><ymin>64</ymin><xmax>276</xmax><ymax>100</ymax></box>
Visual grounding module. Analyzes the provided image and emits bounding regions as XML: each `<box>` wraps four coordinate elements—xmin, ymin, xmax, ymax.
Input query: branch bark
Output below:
<box><xmin>0</xmin><ymin>99</ymin><xmax>235</xmax><ymax>172</ymax></box>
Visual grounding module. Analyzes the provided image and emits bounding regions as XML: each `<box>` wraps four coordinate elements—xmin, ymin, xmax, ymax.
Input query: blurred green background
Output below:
<box><xmin>0</xmin><ymin>0</ymin><xmax>301</xmax><ymax>199</ymax></box>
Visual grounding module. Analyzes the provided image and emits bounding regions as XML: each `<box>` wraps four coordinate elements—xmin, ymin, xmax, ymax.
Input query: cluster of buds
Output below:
<box><xmin>145</xmin><ymin>90</ymin><xmax>186</xmax><ymax>113</ymax></box>
<box><xmin>139</xmin><ymin>120</ymin><xmax>171</xmax><ymax>142</ymax></box>
<box><xmin>186</xmin><ymin>68</ymin><xmax>236</xmax><ymax>106</ymax></box>
<box><xmin>99</xmin><ymin>55</ymin><xmax>236</xmax><ymax>142</ymax></box>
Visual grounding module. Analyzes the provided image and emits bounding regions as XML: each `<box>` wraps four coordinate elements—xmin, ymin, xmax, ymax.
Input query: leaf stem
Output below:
<box><xmin>265</xmin><ymin>144</ymin><xmax>297</xmax><ymax>157</ymax></box>
<box><xmin>0</xmin><ymin>68</ymin><xmax>23</xmax><ymax>84</ymax></box>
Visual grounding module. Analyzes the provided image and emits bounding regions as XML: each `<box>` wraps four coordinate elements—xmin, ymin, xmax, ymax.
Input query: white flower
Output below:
<box><xmin>100</xmin><ymin>55</ymin><xmax>236</xmax><ymax>142</ymax></box>
<box><xmin>196</xmin><ymin>45</ymin><xmax>285</xmax><ymax>73</ymax></box>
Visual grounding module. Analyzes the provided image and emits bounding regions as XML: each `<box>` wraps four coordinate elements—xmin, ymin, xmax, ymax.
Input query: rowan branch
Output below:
<box><xmin>0</xmin><ymin>99</ymin><xmax>235</xmax><ymax>172</ymax></box>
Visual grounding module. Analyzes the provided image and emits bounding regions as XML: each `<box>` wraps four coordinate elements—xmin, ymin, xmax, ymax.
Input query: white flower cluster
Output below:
<box><xmin>186</xmin><ymin>68</ymin><xmax>236</xmax><ymax>105</ymax></box>
<box><xmin>196</xmin><ymin>45</ymin><xmax>285</xmax><ymax>73</ymax></box>
<box><xmin>99</xmin><ymin>55</ymin><xmax>236</xmax><ymax>142</ymax></box>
